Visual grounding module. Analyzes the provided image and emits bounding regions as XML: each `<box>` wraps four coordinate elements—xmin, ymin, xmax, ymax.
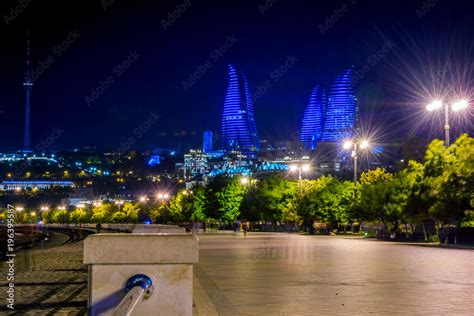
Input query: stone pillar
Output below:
<box><xmin>84</xmin><ymin>233</ymin><xmax>198</xmax><ymax>315</ymax></box>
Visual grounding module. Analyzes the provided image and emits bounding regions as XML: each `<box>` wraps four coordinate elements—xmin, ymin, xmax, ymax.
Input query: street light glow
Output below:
<box><xmin>139</xmin><ymin>196</ymin><xmax>147</xmax><ymax>202</ymax></box>
<box><xmin>301</xmin><ymin>164</ymin><xmax>311</xmax><ymax>172</ymax></box>
<box><xmin>427</xmin><ymin>100</ymin><xmax>443</xmax><ymax>111</ymax></box>
<box><xmin>452</xmin><ymin>100</ymin><xmax>469</xmax><ymax>111</ymax></box>
<box><xmin>360</xmin><ymin>140</ymin><xmax>370</xmax><ymax>149</ymax></box>
<box><xmin>289</xmin><ymin>165</ymin><xmax>298</xmax><ymax>172</ymax></box>
<box><xmin>343</xmin><ymin>140</ymin><xmax>353</xmax><ymax>150</ymax></box>
<box><xmin>16</xmin><ymin>207</ymin><xmax>24</xmax><ymax>211</ymax></box>
<box><xmin>240</xmin><ymin>177</ymin><xmax>249</xmax><ymax>185</ymax></box>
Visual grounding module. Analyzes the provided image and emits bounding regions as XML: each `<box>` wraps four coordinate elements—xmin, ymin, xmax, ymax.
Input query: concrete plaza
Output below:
<box><xmin>0</xmin><ymin>233</ymin><xmax>472</xmax><ymax>315</ymax></box>
<box><xmin>194</xmin><ymin>233</ymin><xmax>473</xmax><ymax>315</ymax></box>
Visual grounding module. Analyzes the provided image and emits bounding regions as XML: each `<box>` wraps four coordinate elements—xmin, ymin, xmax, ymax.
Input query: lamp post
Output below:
<box><xmin>426</xmin><ymin>99</ymin><xmax>469</xmax><ymax>147</ymax></box>
<box><xmin>343</xmin><ymin>139</ymin><xmax>369</xmax><ymax>198</ymax></box>
<box><xmin>289</xmin><ymin>163</ymin><xmax>311</xmax><ymax>192</ymax></box>
<box><xmin>115</xmin><ymin>200</ymin><xmax>124</xmax><ymax>212</ymax></box>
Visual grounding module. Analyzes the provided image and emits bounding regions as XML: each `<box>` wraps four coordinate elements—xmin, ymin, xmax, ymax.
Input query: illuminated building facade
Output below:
<box><xmin>300</xmin><ymin>85</ymin><xmax>327</xmax><ymax>150</ymax></box>
<box><xmin>221</xmin><ymin>64</ymin><xmax>260</xmax><ymax>157</ymax></box>
<box><xmin>321</xmin><ymin>68</ymin><xmax>357</xmax><ymax>142</ymax></box>
<box><xmin>183</xmin><ymin>149</ymin><xmax>209</xmax><ymax>180</ymax></box>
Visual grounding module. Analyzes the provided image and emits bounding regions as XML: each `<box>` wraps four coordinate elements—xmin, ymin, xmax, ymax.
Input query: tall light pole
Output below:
<box><xmin>289</xmin><ymin>163</ymin><xmax>311</xmax><ymax>192</ymax></box>
<box><xmin>343</xmin><ymin>139</ymin><xmax>369</xmax><ymax>198</ymax></box>
<box><xmin>427</xmin><ymin>99</ymin><xmax>469</xmax><ymax>147</ymax></box>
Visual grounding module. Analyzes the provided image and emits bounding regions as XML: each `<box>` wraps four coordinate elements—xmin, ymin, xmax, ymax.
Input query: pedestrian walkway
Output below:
<box><xmin>0</xmin><ymin>241</ymin><xmax>87</xmax><ymax>315</ymax></box>
<box><xmin>1</xmin><ymin>233</ymin><xmax>473</xmax><ymax>315</ymax></box>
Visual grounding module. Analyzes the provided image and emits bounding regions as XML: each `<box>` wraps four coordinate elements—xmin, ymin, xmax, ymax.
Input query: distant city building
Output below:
<box><xmin>1</xmin><ymin>180</ymin><xmax>74</xmax><ymax>191</ymax></box>
<box><xmin>221</xmin><ymin>64</ymin><xmax>260</xmax><ymax>157</ymax></box>
<box><xmin>300</xmin><ymin>85</ymin><xmax>327</xmax><ymax>150</ymax></box>
<box><xmin>183</xmin><ymin>149</ymin><xmax>209</xmax><ymax>180</ymax></box>
<box><xmin>321</xmin><ymin>68</ymin><xmax>357</xmax><ymax>143</ymax></box>
<box><xmin>203</xmin><ymin>131</ymin><xmax>213</xmax><ymax>153</ymax></box>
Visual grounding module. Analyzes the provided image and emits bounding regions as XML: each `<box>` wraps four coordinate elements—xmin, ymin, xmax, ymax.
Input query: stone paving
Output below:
<box><xmin>193</xmin><ymin>233</ymin><xmax>474</xmax><ymax>315</ymax></box>
<box><xmin>1</xmin><ymin>233</ymin><xmax>473</xmax><ymax>315</ymax></box>
<box><xmin>0</xmin><ymin>241</ymin><xmax>87</xmax><ymax>315</ymax></box>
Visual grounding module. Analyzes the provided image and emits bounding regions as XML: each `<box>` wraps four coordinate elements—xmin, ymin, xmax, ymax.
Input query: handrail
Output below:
<box><xmin>101</xmin><ymin>274</ymin><xmax>154</xmax><ymax>316</ymax></box>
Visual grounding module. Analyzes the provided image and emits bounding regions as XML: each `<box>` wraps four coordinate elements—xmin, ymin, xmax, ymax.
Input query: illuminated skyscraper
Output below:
<box><xmin>300</xmin><ymin>85</ymin><xmax>327</xmax><ymax>150</ymax></box>
<box><xmin>221</xmin><ymin>64</ymin><xmax>260</xmax><ymax>157</ymax></box>
<box><xmin>321</xmin><ymin>68</ymin><xmax>357</xmax><ymax>142</ymax></box>
<box><xmin>203</xmin><ymin>131</ymin><xmax>213</xmax><ymax>153</ymax></box>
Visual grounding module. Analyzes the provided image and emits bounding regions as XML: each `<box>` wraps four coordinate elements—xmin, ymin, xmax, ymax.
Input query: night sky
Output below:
<box><xmin>0</xmin><ymin>0</ymin><xmax>473</xmax><ymax>151</ymax></box>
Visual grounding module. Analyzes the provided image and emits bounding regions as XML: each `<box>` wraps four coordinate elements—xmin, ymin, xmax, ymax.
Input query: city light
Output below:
<box><xmin>58</xmin><ymin>206</ymin><xmax>66</xmax><ymax>210</ymax></box>
<box><xmin>343</xmin><ymin>140</ymin><xmax>353</xmax><ymax>150</ymax></box>
<box><xmin>426</xmin><ymin>99</ymin><xmax>470</xmax><ymax>146</ymax></box>
<box><xmin>452</xmin><ymin>99</ymin><xmax>469</xmax><ymax>111</ymax></box>
<box><xmin>301</xmin><ymin>164</ymin><xmax>311</xmax><ymax>172</ymax></box>
<box><xmin>139</xmin><ymin>196</ymin><xmax>147</xmax><ymax>202</ymax></box>
<box><xmin>16</xmin><ymin>207</ymin><xmax>24</xmax><ymax>212</ymax></box>
<box><xmin>41</xmin><ymin>206</ymin><xmax>49</xmax><ymax>211</ymax></box>
<box><xmin>426</xmin><ymin>99</ymin><xmax>443</xmax><ymax>111</ymax></box>
<box><xmin>240</xmin><ymin>177</ymin><xmax>249</xmax><ymax>185</ymax></box>
<box><xmin>30</xmin><ymin>212</ymin><xmax>36</xmax><ymax>216</ymax></box>
<box><xmin>359</xmin><ymin>140</ymin><xmax>370</xmax><ymax>149</ymax></box>
<box><xmin>76</xmin><ymin>204</ymin><xmax>85</xmax><ymax>209</ymax></box>
<box><xmin>289</xmin><ymin>165</ymin><xmax>299</xmax><ymax>172</ymax></box>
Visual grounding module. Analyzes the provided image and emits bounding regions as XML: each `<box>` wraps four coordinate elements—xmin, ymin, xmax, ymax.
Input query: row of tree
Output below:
<box><xmin>3</xmin><ymin>135</ymin><xmax>472</xmax><ymax>239</ymax></box>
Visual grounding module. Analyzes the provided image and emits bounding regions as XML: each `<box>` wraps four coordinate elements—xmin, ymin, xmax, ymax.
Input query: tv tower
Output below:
<box><xmin>23</xmin><ymin>31</ymin><xmax>33</xmax><ymax>152</ymax></box>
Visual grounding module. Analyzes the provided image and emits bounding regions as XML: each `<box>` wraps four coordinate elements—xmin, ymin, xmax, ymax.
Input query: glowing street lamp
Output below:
<box><xmin>289</xmin><ymin>162</ymin><xmax>311</xmax><ymax>190</ymax></box>
<box><xmin>139</xmin><ymin>196</ymin><xmax>147</xmax><ymax>202</ymax></box>
<box><xmin>240</xmin><ymin>177</ymin><xmax>249</xmax><ymax>185</ymax></box>
<box><xmin>16</xmin><ymin>207</ymin><xmax>24</xmax><ymax>212</ymax></box>
<box><xmin>343</xmin><ymin>139</ymin><xmax>370</xmax><ymax>197</ymax></box>
<box><xmin>114</xmin><ymin>200</ymin><xmax>124</xmax><ymax>212</ymax></box>
<box><xmin>41</xmin><ymin>206</ymin><xmax>49</xmax><ymax>211</ymax></box>
<box><xmin>157</xmin><ymin>193</ymin><xmax>170</xmax><ymax>203</ymax></box>
<box><xmin>426</xmin><ymin>99</ymin><xmax>470</xmax><ymax>146</ymax></box>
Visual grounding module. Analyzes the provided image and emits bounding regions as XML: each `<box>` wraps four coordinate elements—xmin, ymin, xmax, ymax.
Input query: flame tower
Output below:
<box><xmin>321</xmin><ymin>68</ymin><xmax>357</xmax><ymax>142</ymax></box>
<box><xmin>23</xmin><ymin>31</ymin><xmax>33</xmax><ymax>151</ymax></box>
<box><xmin>221</xmin><ymin>64</ymin><xmax>260</xmax><ymax>157</ymax></box>
<box><xmin>300</xmin><ymin>85</ymin><xmax>327</xmax><ymax>150</ymax></box>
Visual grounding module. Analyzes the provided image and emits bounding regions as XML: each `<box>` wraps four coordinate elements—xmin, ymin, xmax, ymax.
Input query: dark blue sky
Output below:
<box><xmin>0</xmin><ymin>0</ymin><xmax>473</xmax><ymax>151</ymax></box>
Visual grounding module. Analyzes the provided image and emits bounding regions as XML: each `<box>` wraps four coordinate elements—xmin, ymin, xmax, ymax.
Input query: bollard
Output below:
<box><xmin>84</xmin><ymin>233</ymin><xmax>198</xmax><ymax>315</ymax></box>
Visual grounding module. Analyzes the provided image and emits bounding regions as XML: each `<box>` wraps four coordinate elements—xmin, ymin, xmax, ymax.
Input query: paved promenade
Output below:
<box><xmin>194</xmin><ymin>233</ymin><xmax>474</xmax><ymax>315</ymax></box>
<box><xmin>1</xmin><ymin>233</ymin><xmax>473</xmax><ymax>315</ymax></box>
<box><xmin>0</xmin><ymin>240</ymin><xmax>87</xmax><ymax>315</ymax></box>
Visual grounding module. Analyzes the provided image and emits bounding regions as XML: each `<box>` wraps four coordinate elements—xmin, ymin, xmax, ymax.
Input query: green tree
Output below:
<box><xmin>91</xmin><ymin>203</ymin><xmax>114</xmax><ymax>223</ymax></box>
<box><xmin>69</xmin><ymin>208</ymin><xmax>89</xmax><ymax>223</ymax></box>
<box><xmin>217</xmin><ymin>177</ymin><xmax>246</xmax><ymax>222</ymax></box>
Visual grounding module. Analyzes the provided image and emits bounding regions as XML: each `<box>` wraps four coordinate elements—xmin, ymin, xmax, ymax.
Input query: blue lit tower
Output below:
<box><xmin>321</xmin><ymin>68</ymin><xmax>357</xmax><ymax>142</ymax></box>
<box><xmin>23</xmin><ymin>31</ymin><xmax>33</xmax><ymax>152</ymax></box>
<box><xmin>221</xmin><ymin>64</ymin><xmax>260</xmax><ymax>156</ymax></box>
<box><xmin>300</xmin><ymin>85</ymin><xmax>327</xmax><ymax>150</ymax></box>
